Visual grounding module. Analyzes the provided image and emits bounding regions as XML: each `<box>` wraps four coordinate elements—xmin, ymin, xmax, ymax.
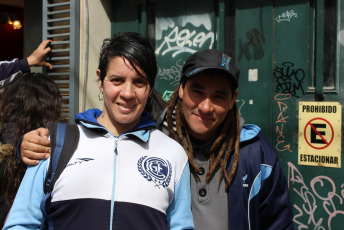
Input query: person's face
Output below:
<box><xmin>179</xmin><ymin>72</ymin><xmax>238</xmax><ymax>141</ymax></box>
<box><xmin>97</xmin><ymin>56</ymin><xmax>150</xmax><ymax>135</ymax></box>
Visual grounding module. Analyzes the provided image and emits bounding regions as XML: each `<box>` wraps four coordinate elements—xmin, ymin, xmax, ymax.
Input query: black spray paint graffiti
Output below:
<box><xmin>238</xmin><ymin>6</ymin><xmax>266</xmax><ymax>61</ymax></box>
<box><xmin>238</xmin><ymin>28</ymin><xmax>266</xmax><ymax>61</ymax></box>
<box><xmin>274</xmin><ymin>62</ymin><xmax>305</xmax><ymax>98</ymax></box>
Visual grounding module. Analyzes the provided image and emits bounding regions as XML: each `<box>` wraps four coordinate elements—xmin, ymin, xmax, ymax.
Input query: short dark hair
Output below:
<box><xmin>98</xmin><ymin>32</ymin><xmax>157</xmax><ymax>89</ymax></box>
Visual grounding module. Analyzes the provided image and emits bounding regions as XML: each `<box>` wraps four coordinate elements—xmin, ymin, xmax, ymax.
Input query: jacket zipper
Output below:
<box><xmin>110</xmin><ymin>136</ymin><xmax>118</xmax><ymax>230</ymax></box>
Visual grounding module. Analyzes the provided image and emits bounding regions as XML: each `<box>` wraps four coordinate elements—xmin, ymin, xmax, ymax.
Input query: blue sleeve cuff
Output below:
<box><xmin>17</xmin><ymin>135</ymin><xmax>27</xmax><ymax>168</ymax></box>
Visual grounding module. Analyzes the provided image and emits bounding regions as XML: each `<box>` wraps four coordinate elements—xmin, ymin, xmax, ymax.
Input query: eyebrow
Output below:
<box><xmin>189</xmin><ymin>82</ymin><xmax>229</xmax><ymax>96</ymax></box>
<box><xmin>106</xmin><ymin>73</ymin><xmax>122</xmax><ymax>78</ymax></box>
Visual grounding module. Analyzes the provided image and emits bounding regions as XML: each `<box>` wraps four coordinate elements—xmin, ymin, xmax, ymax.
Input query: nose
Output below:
<box><xmin>120</xmin><ymin>82</ymin><xmax>135</xmax><ymax>98</ymax></box>
<box><xmin>198</xmin><ymin>97</ymin><xmax>214</xmax><ymax>114</ymax></box>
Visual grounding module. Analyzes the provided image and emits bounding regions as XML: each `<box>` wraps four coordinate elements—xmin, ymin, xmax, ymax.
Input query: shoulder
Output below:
<box><xmin>239</xmin><ymin>126</ymin><xmax>279</xmax><ymax>166</ymax></box>
<box><xmin>150</xmin><ymin>129</ymin><xmax>183</xmax><ymax>150</ymax></box>
<box><xmin>240</xmin><ymin>124</ymin><xmax>261</xmax><ymax>142</ymax></box>
<box><xmin>149</xmin><ymin>129</ymin><xmax>188</xmax><ymax>166</ymax></box>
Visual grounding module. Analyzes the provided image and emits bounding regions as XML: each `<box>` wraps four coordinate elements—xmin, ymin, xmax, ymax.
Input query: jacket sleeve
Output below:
<box><xmin>0</xmin><ymin>58</ymin><xmax>30</xmax><ymax>81</ymax></box>
<box><xmin>258</xmin><ymin>137</ymin><xmax>295</xmax><ymax>230</ymax></box>
<box><xmin>166</xmin><ymin>162</ymin><xmax>194</xmax><ymax>230</ymax></box>
<box><xmin>3</xmin><ymin>160</ymin><xmax>47</xmax><ymax>230</ymax></box>
<box><xmin>16</xmin><ymin>135</ymin><xmax>27</xmax><ymax>168</ymax></box>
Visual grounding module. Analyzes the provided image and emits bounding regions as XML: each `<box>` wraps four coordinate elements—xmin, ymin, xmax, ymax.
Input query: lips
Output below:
<box><xmin>117</xmin><ymin>103</ymin><xmax>136</xmax><ymax>113</ymax></box>
<box><xmin>193</xmin><ymin>113</ymin><xmax>214</xmax><ymax>121</ymax></box>
<box><xmin>117</xmin><ymin>103</ymin><xmax>135</xmax><ymax>108</ymax></box>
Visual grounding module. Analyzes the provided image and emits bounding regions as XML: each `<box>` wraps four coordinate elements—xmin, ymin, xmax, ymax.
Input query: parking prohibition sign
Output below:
<box><xmin>304</xmin><ymin>117</ymin><xmax>334</xmax><ymax>150</ymax></box>
<box><xmin>298</xmin><ymin>101</ymin><xmax>341</xmax><ymax>168</ymax></box>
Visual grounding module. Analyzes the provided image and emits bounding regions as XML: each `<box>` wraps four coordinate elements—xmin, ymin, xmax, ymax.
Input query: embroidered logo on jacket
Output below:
<box><xmin>137</xmin><ymin>156</ymin><xmax>172</xmax><ymax>189</ymax></box>
<box><xmin>243</xmin><ymin>174</ymin><xmax>249</xmax><ymax>187</ymax></box>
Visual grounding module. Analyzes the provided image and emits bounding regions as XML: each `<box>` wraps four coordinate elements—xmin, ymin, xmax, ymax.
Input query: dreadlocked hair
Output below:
<box><xmin>166</xmin><ymin>87</ymin><xmax>241</xmax><ymax>191</ymax></box>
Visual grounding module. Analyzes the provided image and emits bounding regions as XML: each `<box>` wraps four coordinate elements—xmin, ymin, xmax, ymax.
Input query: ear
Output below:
<box><xmin>229</xmin><ymin>90</ymin><xmax>239</xmax><ymax>109</ymax></box>
<box><xmin>96</xmin><ymin>69</ymin><xmax>103</xmax><ymax>92</ymax></box>
<box><xmin>149</xmin><ymin>86</ymin><xmax>153</xmax><ymax>96</ymax></box>
<box><xmin>178</xmin><ymin>84</ymin><xmax>184</xmax><ymax>100</ymax></box>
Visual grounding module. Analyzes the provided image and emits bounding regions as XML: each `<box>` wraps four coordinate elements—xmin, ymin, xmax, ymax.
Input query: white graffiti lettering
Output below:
<box><xmin>157</xmin><ymin>59</ymin><xmax>184</xmax><ymax>87</ymax></box>
<box><xmin>155</xmin><ymin>26</ymin><xmax>214</xmax><ymax>57</ymax></box>
<box><xmin>275</xmin><ymin>10</ymin><xmax>298</xmax><ymax>23</ymax></box>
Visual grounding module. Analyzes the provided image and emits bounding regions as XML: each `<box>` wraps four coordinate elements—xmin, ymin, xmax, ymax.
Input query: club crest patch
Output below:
<box><xmin>137</xmin><ymin>156</ymin><xmax>172</xmax><ymax>189</ymax></box>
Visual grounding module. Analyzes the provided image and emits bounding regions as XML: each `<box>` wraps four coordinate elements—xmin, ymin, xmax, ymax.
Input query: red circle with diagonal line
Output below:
<box><xmin>304</xmin><ymin>117</ymin><xmax>334</xmax><ymax>149</ymax></box>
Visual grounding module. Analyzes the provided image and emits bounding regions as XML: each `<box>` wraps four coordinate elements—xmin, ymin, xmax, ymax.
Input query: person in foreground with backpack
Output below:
<box><xmin>3</xmin><ymin>32</ymin><xmax>194</xmax><ymax>230</ymax></box>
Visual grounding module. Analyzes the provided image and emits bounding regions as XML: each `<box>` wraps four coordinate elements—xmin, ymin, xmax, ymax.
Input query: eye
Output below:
<box><xmin>191</xmin><ymin>89</ymin><xmax>203</xmax><ymax>95</ymax></box>
<box><xmin>213</xmin><ymin>94</ymin><xmax>227</xmax><ymax>101</ymax></box>
<box><xmin>110</xmin><ymin>77</ymin><xmax>123</xmax><ymax>85</ymax></box>
<box><xmin>134</xmin><ymin>78</ymin><xmax>148</xmax><ymax>87</ymax></box>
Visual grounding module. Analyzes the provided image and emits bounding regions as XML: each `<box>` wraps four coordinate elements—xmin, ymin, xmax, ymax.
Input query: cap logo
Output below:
<box><xmin>188</xmin><ymin>68</ymin><xmax>200</xmax><ymax>76</ymax></box>
<box><xmin>221</xmin><ymin>56</ymin><xmax>231</xmax><ymax>70</ymax></box>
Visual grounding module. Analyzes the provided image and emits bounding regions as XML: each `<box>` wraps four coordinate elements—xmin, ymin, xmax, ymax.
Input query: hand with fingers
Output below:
<box><xmin>20</xmin><ymin>128</ymin><xmax>51</xmax><ymax>166</ymax></box>
<box><xmin>26</xmin><ymin>40</ymin><xmax>53</xmax><ymax>70</ymax></box>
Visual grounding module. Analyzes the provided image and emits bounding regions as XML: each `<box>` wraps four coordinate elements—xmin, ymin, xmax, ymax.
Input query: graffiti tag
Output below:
<box><xmin>275</xmin><ymin>10</ymin><xmax>298</xmax><ymax>23</ymax></box>
<box><xmin>155</xmin><ymin>26</ymin><xmax>214</xmax><ymax>57</ymax></box>
<box><xmin>274</xmin><ymin>62</ymin><xmax>305</xmax><ymax>98</ymax></box>
<box><xmin>157</xmin><ymin>59</ymin><xmax>184</xmax><ymax>87</ymax></box>
<box><xmin>288</xmin><ymin>162</ymin><xmax>344</xmax><ymax>229</ymax></box>
<box><xmin>275</xmin><ymin>93</ymin><xmax>293</xmax><ymax>152</ymax></box>
<box><xmin>238</xmin><ymin>6</ymin><xmax>266</xmax><ymax>61</ymax></box>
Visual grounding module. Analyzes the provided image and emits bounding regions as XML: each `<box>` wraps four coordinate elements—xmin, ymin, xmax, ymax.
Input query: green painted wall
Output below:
<box><xmin>111</xmin><ymin>1</ymin><xmax>344</xmax><ymax>228</ymax></box>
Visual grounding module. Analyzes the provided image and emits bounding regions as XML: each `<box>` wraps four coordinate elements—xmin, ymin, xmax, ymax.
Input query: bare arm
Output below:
<box><xmin>20</xmin><ymin>128</ymin><xmax>51</xmax><ymax>166</ymax></box>
<box><xmin>26</xmin><ymin>40</ymin><xmax>53</xmax><ymax>70</ymax></box>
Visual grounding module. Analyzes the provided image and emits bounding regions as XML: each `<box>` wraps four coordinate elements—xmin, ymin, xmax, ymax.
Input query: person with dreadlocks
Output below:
<box><xmin>18</xmin><ymin>49</ymin><xmax>294</xmax><ymax>229</ymax></box>
<box><xmin>156</xmin><ymin>49</ymin><xmax>294</xmax><ymax>229</ymax></box>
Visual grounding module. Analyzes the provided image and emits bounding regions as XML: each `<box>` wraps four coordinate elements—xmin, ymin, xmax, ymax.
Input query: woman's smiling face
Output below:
<box><xmin>97</xmin><ymin>56</ymin><xmax>150</xmax><ymax>135</ymax></box>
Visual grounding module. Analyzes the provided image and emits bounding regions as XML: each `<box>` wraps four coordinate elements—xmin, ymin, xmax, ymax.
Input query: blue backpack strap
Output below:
<box><xmin>40</xmin><ymin>122</ymin><xmax>80</xmax><ymax>230</ymax></box>
<box><xmin>40</xmin><ymin>123</ymin><xmax>66</xmax><ymax>230</ymax></box>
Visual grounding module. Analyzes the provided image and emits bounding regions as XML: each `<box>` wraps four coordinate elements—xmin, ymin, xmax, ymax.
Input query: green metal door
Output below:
<box><xmin>235</xmin><ymin>0</ymin><xmax>344</xmax><ymax>229</ymax></box>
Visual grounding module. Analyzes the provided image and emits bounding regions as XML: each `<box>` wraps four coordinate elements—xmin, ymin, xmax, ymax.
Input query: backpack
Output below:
<box><xmin>40</xmin><ymin>122</ymin><xmax>80</xmax><ymax>230</ymax></box>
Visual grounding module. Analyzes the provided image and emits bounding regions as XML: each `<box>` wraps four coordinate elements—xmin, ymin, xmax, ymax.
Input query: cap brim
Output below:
<box><xmin>184</xmin><ymin>67</ymin><xmax>238</xmax><ymax>87</ymax></box>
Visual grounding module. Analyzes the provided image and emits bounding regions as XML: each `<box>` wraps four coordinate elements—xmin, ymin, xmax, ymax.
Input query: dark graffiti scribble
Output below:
<box><xmin>238</xmin><ymin>6</ymin><xmax>266</xmax><ymax>61</ymax></box>
<box><xmin>274</xmin><ymin>62</ymin><xmax>305</xmax><ymax>98</ymax></box>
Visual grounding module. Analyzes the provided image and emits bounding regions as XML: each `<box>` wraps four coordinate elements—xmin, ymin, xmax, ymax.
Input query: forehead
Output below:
<box><xmin>185</xmin><ymin>72</ymin><xmax>233</xmax><ymax>92</ymax></box>
<box><xmin>106</xmin><ymin>56</ymin><xmax>144</xmax><ymax>77</ymax></box>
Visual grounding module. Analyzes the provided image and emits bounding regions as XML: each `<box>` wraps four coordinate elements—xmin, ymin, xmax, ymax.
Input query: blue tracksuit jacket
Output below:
<box><xmin>3</xmin><ymin>109</ymin><xmax>194</xmax><ymax>230</ymax></box>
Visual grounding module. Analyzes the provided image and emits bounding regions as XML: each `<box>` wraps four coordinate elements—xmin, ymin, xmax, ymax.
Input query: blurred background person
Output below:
<box><xmin>0</xmin><ymin>72</ymin><xmax>62</xmax><ymax>227</ymax></box>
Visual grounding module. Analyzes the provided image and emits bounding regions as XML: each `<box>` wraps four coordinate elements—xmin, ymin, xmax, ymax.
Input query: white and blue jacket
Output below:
<box><xmin>4</xmin><ymin>109</ymin><xmax>194</xmax><ymax>230</ymax></box>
